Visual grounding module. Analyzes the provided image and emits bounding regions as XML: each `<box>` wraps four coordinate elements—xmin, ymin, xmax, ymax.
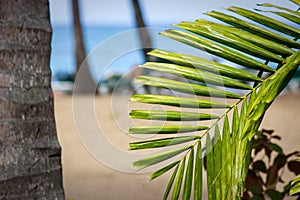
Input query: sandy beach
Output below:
<box><xmin>54</xmin><ymin>93</ymin><xmax>300</xmax><ymax>200</ymax></box>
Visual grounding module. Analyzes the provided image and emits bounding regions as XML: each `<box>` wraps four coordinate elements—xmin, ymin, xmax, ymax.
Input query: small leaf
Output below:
<box><xmin>133</xmin><ymin>145</ymin><xmax>192</xmax><ymax>170</ymax></box>
<box><xmin>213</xmin><ymin>125</ymin><xmax>222</xmax><ymax>200</ymax></box>
<box><xmin>252</xmin><ymin>160</ymin><xmax>267</xmax><ymax>173</ymax></box>
<box><xmin>266</xmin><ymin>165</ymin><xmax>279</xmax><ymax>189</ymax></box>
<box><xmin>129</xmin><ymin>136</ymin><xmax>201</xmax><ymax>150</ymax></box>
<box><xmin>262</xmin><ymin>129</ymin><xmax>274</xmax><ymax>135</ymax></box>
<box><xmin>206</xmin><ymin>133</ymin><xmax>215</xmax><ymax>199</ymax></box>
<box><xmin>221</xmin><ymin>115</ymin><xmax>231</xmax><ymax>197</ymax></box>
<box><xmin>257</xmin><ymin>3</ymin><xmax>300</xmax><ymax>17</ymax></box>
<box><xmin>142</xmin><ymin>62</ymin><xmax>253</xmax><ymax>89</ymax></box>
<box><xmin>274</xmin><ymin>154</ymin><xmax>287</xmax><ymax>169</ymax></box>
<box><xmin>290</xmin><ymin>183</ymin><xmax>300</xmax><ymax>195</ymax></box>
<box><xmin>135</xmin><ymin>75</ymin><xmax>242</xmax><ymax>99</ymax></box>
<box><xmin>183</xmin><ymin>149</ymin><xmax>194</xmax><ymax>200</ymax></box>
<box><xmin>267</xmin><ymin>143</ymin><xmax>283</xmax><ymax>155</ymax></box>
<box><xmin>271</xmin><ymin>135</ymin><xmax>281</xmax><ymax>140</ymax></box>
<box><xmin>257</xmin><ymin>10</ymin><xmax>300</xmax><ymax>25</ymax></box>
<box><xmin>288</xmin><ymin>161</ymin><xmax>300</xmax><ymax>175</ymax></box>
<box><xmin>130</xmin><ymin>94</ymin><xmax>230</xmax><ymax>108</ymax></box>
<box><xmin>149</xmin><ymin>161</ymin><xmax>180</xmax><ymax>181</ymax></box>
<box><xmin>194</xmin><ymin>143</ymin><xmax>202</xmax><ymax>200</ymax></box>
<box><xmin>130</xmin><ymin>110</ymin><xmax>219</xmax><ymax>121</ymax></box>
<box><xmin>164</xmin><ymin>164</ymin><xmax>179</xmax><ymax>200</ymax></box>
<box><xmin>266</xmin><ymin>189</ymin><xmax>283</xmax><ymax>200</ymax></box>
<box><xmin>148</xmin><ymin>49</ymin><xmax>265</xmax><ymax>81</ymax></box>
<box><xmin>129</xmin><ymin>125</ymin><xmax>208</xmax><ymax>134</ymax></box>
<box><xmin>172</xmin><ymin>157</ymin><xmax>186</xmax><ymax>199</ymax></box>
<box><xmin>245</xmin><ymin>170</ymin><xmax>263</xmax><ymax>195</ymax></box>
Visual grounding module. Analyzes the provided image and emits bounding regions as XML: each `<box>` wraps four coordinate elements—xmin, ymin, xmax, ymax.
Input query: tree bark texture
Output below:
<box><xmin>72</xmin><ymin>0</ymin><xmax>97</xmax><ymax>94</ymax></box>
<box><xmin>0</xmin><ymin>0</ymin><xmax>65</xmax><ymax>199</ymax></box>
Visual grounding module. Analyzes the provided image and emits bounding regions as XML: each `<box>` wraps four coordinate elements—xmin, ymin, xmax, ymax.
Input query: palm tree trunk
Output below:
<box><xmin>131</xmin><ymin>0</ymin><xmax>156</xmax><ymax>62</ymax></box>
<box><xmin>0</xmin><ymin>0</ymin><xmax>65</xmax><ymax>198</ymax></box>
<box><xmin>72</xmin><ymin>0</ymin><xmax>97</xmax><ymax>94</ymax></box>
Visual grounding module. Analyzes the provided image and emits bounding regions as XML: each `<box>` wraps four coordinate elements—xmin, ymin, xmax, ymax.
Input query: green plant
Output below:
<box><xmin>128</xmin><ymin>1</ymin><xmax>300</xmax><ymax>199</ymax></box>
<box><xmin>290</xmin><ymin>148</ymin><xmax>300</xmax><ymax>196</ymax></box>
<box><xmin>244</xmin><ymin>129</ymin><xmax>300</xmax><ymax>199</ymax></box>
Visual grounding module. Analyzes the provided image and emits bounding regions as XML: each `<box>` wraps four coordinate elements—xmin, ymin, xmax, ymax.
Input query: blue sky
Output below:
<box><xmin>49</xmin><ymin>0</ymin><xmax>296</xmax><ymax>26</ymax></box>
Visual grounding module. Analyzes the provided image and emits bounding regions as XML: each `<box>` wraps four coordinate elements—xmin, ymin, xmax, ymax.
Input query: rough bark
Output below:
<box><xmin>72</xmin><ymin>0</ymin><xmax>97</xmax><ymax>94</ymax></box>
<box><xmin>0</xmin><ymin>0</ymin><xmax>65</xmax><ymax>199</ymax></box>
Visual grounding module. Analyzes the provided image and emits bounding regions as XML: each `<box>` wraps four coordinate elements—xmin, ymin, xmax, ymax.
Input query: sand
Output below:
<box><xmin>54</xmin><ymin>93</ymin><xmax>300</xmax><ymax>200</ymax></box>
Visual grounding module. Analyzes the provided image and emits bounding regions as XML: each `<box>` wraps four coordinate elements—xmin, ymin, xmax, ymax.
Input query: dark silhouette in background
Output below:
<box><xmin>72</xmin><ymin>0</ymin><xmax>97</xmax><ymax>94</ymax></box>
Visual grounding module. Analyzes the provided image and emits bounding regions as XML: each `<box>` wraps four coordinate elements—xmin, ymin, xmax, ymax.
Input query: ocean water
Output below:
<box><xmin>50</xmin><ymin>25</ymin><xmax>212</xmax><ymax>82</ymax></box>
<box><xmin>50</xmin><ymin>25</ymin><xmax>300</xmax><ymax>85</ymax></box>
<box><xmin>51</xmin><ymin>25</ymin><xmax>144</xmax><ymax>81</ymax></box>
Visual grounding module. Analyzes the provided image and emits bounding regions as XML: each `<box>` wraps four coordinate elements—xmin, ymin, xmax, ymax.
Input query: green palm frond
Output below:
<box><xmin>128</xmin><ymin>2</ymin><xmax>300</xmax><ymax>199</ymax></box>
<box><xmin>290</xmin><ymin>153</ymin><xmax>300</xmax><ymax>195</ymax></box>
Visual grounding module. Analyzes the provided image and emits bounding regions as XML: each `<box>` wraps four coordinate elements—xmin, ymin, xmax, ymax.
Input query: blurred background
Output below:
<box><xmin>49</xmin><ymin>0</ymin><xmax>299</xmax><ymax>94</ymax></box>
<box><xmin>49</xmin><ymin>1</ymin><xmax>300</xmax><ymax>199</ymax></box>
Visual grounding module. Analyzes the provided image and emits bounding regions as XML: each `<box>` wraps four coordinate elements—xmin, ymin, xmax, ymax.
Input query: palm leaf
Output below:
<box><xmin>164</xmin><ymin>164</ymin><xmax>179</xmax><ymax>200</ymax></box>
<box><xmin>149</xmin><ymin>161</ymin><xmax>180</xmax><ymax>181</ymax></box>
<box><xmin>129</xmin><ymin>136</ymin><xmax>201</xmax><ymax>150</ymax></box>
<box><xmin>194</xmin><ymin>142</ymin><xmax>202</xmax><ymax>200</ymax></box>
<box><xmin>183</xmin><ymin>148</ymin><xmax>194</xmax><ymax>199</ymax></box>
<box><xmin>130</xmin><ymin>94</ymin><xmax>230</xmax><ymax>108</ymax></box>
<box><xmin>172</xmin><ymin>157</ymin><xmax>186</xmax><ymax>199</ymax></box>
<box><xmin>135</xmin><ymin>76</ymin><xmax>242</xmax><ymax>99</ymax></box>
<box><xmin>228</xmin><ymin>6</ymin><xmax>300</xmax><ymax>38</ymax></box>
<box><xmin>206</xmin><ymin>10</ymin><xmax>300</xmax><ymax>48</ymax></box>
<box><xmin>142</xmin><ymin>62</ymin><xmax>253</xmax><ymax>89</ymax></box>
<box><xmin>133</xmin><ymin>145</ymin><xmax>193</xmax><ymax>170</ymax></box>
<box><xmin>160</xmin><ymin>29</ymin><xmax>275</xmax><ymax>72</ymax></box>
<box><xmin>148</xmin><ymin>49</ymin><xmax>265</xmax><ymax>80</ymax></box>
<box><xmin>255</xmin><ymin>9</ymin><xmax>300</xmax><ymax>25</ymax></box>
<box><xmin>128</xmin><ymin>2</ymin><xmax>300</xmax><ymax>199</ymax></box>
<box><xmin>257</xmin><ymin>3</ymin><xmax>300</xmax><ymax>16</ymax></box>
<box><xmin>290</xmin><ymin>174</ymin><xmax>300</xmax><ymax>195</ymax></box>
<box><xmin>130</xmin><ymin>110</ymin><xmax>219</xmax><ymax>121</ymax></box>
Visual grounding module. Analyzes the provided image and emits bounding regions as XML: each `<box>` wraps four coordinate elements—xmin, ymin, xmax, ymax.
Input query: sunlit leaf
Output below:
<box><xmin>130</xmin><ymin>94</ymin><xmax>230</xmax><ymax>108</ymax></box>
<box><xmin>183</xmin><ymin>148</ymin><xmax>194</xmax><ymax>199</ymax></box>
<box><xmin>129</xmin><ymin>135</ymin><xmax>201</xmax><ymax>150</ymax></box>
<box><xmin>228</xmin><ymin>6</ymin><xmax>300</xmax><ymax>38</ymax></box>
<box><xmin>172</xmin><ymin>157</ymin><xmax>186</xmax><ymax>199</ymax></box>
<box><xmin>255</xmin><ymin>9</ymin><xmax>300</xmax><ymax>25</ymax></box>
<box><xmin>133</xmin><ymin>145</ymin><xmax>193</xmax><ymax>169</ymax></box>
<box><xmin>221</xmin><ymin>115</ymin><xmax>231</xmax><ymax>198</ymax></box>
<box><xmin>148</xmin><ymin>49</ymin><xmax>265</xmax><ymax>81</ymax></box>
<box><xmin>206</xmin><ymin>133</ymin><xmax>215</xmax><ymax>199</ymax></box>
<box><xmin>176</xmin><ymin>22</ymin><xmax>285</xmax><ymax>62</ymax></box>
<box><xmin>206</xmin><ymin>10</ymin><xmax>300</xmax><ymax>48</ymax></box>
<box><xmin>290</xmin><ymin>0</ymin><xmax>300</xmax><ymax>6</ymax></box>
<box><xmin>129</xmin><ymin>125</ymin><xmax>208</xmax><ymax>134</ymax></box>
<box><xmin>194</xmin><ymin>20</ymin><xmax>294</xmax><ymax>57</ymax></box>
<box><xmin>134</xmin><ymin>76</ymin><xmax>242</xmax><ymax>99</ymax></box>
<box><xmin>149</xmin><ymin>161</ymin><xmax>180</xmax><ymax>181</ymax></box>
<box><xmin>213</xmin><ymin>124</ymin><xmax>222</xmax><ymax>200</ymax></box>
<box><xmin>160</xmin><ymin>29</ymin><xmax>275</xmax><ymax>71</ymax></box>
<box><xmin>142</xmin><ymin>62</ymin><xmax>253</xmax><ymax>89</ymax></box>
<box><xmin>194</xmin><ymin>142</ymin><xmax>202</xmax><ymax>200</ymax></box>
<box><xmin>130</xmin><ymin>109</ymin><xmax>219</xmax><ymax>121</ymax></box>
<box><xmin>257</xmin><ymin>3</ymin><xmax>300</xmax><ymax>17</ymax></box>
<box><xmin>164</xmin><ymin>164</ymin><xmax>179</xmax><ymax>200</ymax></box>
